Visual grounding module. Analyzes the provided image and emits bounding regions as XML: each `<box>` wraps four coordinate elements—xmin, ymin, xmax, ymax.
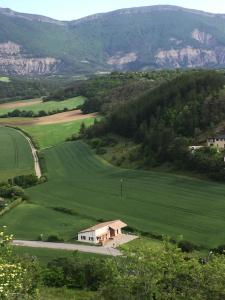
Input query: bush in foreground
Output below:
<box><xmin>0</xmin><ymin>227</ymin><xmax>40</xmax><ymax>299</ymax></box>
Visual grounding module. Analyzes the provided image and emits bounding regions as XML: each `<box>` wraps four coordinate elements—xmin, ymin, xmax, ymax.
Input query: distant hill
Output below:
<box><xmin>2</xmin><ymin>5</ymin><xmax>225</xmax><ymax>75</ymax></box>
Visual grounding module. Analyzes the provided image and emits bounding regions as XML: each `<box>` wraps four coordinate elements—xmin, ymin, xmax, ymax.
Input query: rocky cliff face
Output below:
<box><xmin>155</xmin><ymin>47</ymin><xmax>218</xmax><ymax>68</ymax></box>
<box><xmin>0</xmin><ymin>41</ymin><xmax>59</xmax><ymax>75</ymax></box>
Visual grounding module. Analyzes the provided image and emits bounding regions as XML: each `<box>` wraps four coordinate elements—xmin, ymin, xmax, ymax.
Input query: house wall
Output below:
<box><xmin>78</xmin><ymin>231</ymin><xmax>97</xmax><ymax>244</ymax></box>
<box><xmin>207</xmin><ymin>139</ymin><xmax>225</xmax><ymax>149</ymax></box>
<box><xmin>78</xmin><ymin>226</ymin><xmax>123</xmax><ymax>244</ymax></box>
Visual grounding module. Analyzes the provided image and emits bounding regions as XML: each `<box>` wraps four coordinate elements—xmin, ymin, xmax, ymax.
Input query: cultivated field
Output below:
<box><xmin>0</xmin><ymin>96</ymin><xmax>84</xmax><ymax>115</ymax></box>
<box><xmin>19</xmin><ymin>117</ymin><xmax>100</xmax><ymax>149</ymax></box>
<box><xmin>0</xmin><ymin>110</ymin><xmax>98</xmax><ymax>126</ymax></box>
<box><xmin>0</xmin><ymin>127</ymin><xmax>34</xmax><ymax>180</ymax></box>
<box><xmin>0</xmin><ymin>99</ymin><xmax>42</xmax><ymax>109</ymax></box>
<box><xmin>1</xmin><ymin>141</ymin><xmax>225</xmax><ymax>248</ymax></box>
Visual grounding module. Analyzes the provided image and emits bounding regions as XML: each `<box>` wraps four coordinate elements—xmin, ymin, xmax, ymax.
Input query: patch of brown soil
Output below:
<box><xmin>0</xmin><ymin>110</ymin><xmax>98</xmax><ymax>126</ymax></box>
<box><xmin>0</xmin><ymin>99</ymin><xmax>42</xmax><ymax>109</ymax></box>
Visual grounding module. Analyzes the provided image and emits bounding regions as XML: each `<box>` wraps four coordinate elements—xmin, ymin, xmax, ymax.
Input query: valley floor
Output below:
<box><xmin>1</xmin><ymin>140</ymin><xmax>225</xmax><ymax>249</ymax></box>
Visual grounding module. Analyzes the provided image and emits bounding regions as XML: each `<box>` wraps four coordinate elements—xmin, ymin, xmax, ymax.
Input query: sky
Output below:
<box><xmin>0</xmin><ymin>0</ymin><xmax>225</xmax><ymax>21</ymax></box>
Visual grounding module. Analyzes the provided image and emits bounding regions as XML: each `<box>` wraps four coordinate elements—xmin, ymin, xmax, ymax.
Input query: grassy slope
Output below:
<box><xmin>1</xmin><ymin>141</ymin><xmax>225</xmax><ymax>248</ymax></box>
<box><xmin>0</xmin><ymin>97</ymin><xmax>85</xmax><ymax>115</ymax></box>
<box><xmin>19</xmin><ymin>117</ymin><xmax>99</xmax><ymax>149</ymax></box>
<box><xmin>0</xmin><ymin>126</ymin><xmax>34</xmax><ymax>180</ymax></box>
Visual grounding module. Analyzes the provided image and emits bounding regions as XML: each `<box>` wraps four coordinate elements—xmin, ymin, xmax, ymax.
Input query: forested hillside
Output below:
<box><xmin>85</xmin><ymin>71</ymin><xmax>225</xmax><ymax>181</ymax></box>
<box><xmin>46</xmin><ymin>70</ymin><xmax>182</xmax><ymax>113</ymax></box>
<box><xmin>0</xmin><ymin>77</ymin><xmax>70</xmax><ymax>103</ymax></box>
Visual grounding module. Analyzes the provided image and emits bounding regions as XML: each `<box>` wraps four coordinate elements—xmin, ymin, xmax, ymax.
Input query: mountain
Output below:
<box><xmin>2</xmin><ymin>5</ymin><xmax>225</xmax><ymax>75</ymax></box>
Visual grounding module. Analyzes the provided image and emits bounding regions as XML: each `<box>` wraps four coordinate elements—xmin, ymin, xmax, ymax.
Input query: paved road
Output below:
<box><xmin>16</xmin><ymin>129</ymin><xmax>42</xmax><ymax>178</ymax></box>
<box><xmin>12</xmin><ymin>240</ymin><xmax>122</xmax><ymax>256</ymax></box>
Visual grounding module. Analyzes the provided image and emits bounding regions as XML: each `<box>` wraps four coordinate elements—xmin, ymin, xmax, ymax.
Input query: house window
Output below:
<box><xmin>81</xmin><ymin>236</ymin><xmax>86</xmax><ymax>240</ymax></box>
<box><xmin>89</xmin><ymin>237</ymin><xmax>94</xmax><ymax>241</ymax></box>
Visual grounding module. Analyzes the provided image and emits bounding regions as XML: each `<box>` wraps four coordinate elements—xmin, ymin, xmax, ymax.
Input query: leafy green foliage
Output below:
<box><xmin>47</xmin><ymin>71</ymin><xmax>181</xmax><ymax>114</ymax></box>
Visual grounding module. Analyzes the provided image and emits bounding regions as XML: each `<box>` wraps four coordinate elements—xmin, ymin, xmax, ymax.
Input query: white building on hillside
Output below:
<box><xmin>78</xmin><ymin>220</ymin><xmax>127</xmax><ymax>245</ymax></box>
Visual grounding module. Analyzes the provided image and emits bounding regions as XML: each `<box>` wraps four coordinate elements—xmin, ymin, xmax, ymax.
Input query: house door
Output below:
<box><xmin>109</xmin><ymin>228</ymin><xmax>115</xmax><ymax>237</ymax></box>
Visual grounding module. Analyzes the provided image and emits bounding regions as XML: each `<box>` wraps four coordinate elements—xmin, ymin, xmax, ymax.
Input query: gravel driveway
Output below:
<box><xmin>13</xmin><ymin>240</ymin><xmax>122</xmax><ymax>256</ymax></box>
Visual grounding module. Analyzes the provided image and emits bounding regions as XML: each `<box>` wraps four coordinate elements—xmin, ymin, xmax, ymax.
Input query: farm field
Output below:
<box><xmin>19</xmin><ymin>117</ymin><xmax>100</xmax><ymax>149</ymax></box>
<box><xmin>0</xmin><ymin>96</ymin><xmax>85</xmax><ymax>115</ymax></box>
<box><xmin>0</xmin><ymin>110</ymin><xmax>98</xmax><ymax>126</ymax></box>
<box><xmin>1</xmin><ymin>141</ymin><xmax>225</xmax><ymax>248</ymax></box>
<box><xmin>0</xmin><ymin>126</ymin><xmax>34</xmax><ymax>180</ymax></box>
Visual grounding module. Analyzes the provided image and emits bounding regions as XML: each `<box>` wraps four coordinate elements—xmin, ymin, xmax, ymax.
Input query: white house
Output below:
<box><xmin>207</xmin><ymin>134</ymin><xmax>225</xmax><ymax>149</ymax></box>
<box><xmin>78</xmin><ymin>220</ymin><xmax>127</xmax><ymax>245</ymax></box>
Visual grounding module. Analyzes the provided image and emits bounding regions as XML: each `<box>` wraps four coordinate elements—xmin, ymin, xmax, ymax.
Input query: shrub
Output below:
<box><xmin>212</xmin><ymin>244</ymin><xmax>225</xmax><ymax>255</ymax></box>
<box><xmin>178</xmin><ymin>240</ymin><xmax>198</xmax><ymax>253</ymax></box>
<box><xmin>46</xmin><ymin>235</ymin><xmax>64</xmax><ymax>243</ymax></box>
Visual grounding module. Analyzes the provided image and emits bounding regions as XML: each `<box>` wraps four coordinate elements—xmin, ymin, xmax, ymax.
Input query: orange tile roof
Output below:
<box><xmin>79</xmin><ymin>220</ymin><xmax>127</xmax><ymax>233</ymax></box>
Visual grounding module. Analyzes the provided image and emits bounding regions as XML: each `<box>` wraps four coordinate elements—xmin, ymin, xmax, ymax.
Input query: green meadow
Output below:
<box><xmin>0</xmin><ymin>76</ymin><xmax>10</xmax><ymax>83</ymax></box>
<box><xmin>19</xmin><ymin>117</ymin><xmax>99</xmax><ymax>149</ymax></box>
<box><xmin>0</xmin><ymin>97</ymin><xmax>85</xmax><ymax>115</ymax></box>
<box><xmin>1</xmin><ymin>141</ymin><xmax>225</xmax><ymax>248</ymax></box>
<box><xmin>0</xmin><ymin>126</ymin><xmax>34</xmax><ymax>180</ymax></box>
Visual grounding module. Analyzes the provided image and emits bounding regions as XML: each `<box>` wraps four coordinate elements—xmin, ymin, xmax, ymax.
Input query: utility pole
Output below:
<box><xmin>120</xmin><ymin>178</ymin><xmax>123</xmax><ymax>201</ymax></box>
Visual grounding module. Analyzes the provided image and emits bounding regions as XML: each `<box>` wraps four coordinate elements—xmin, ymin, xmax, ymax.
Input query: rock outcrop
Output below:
<box><xmin>155</xmin><ymin>47</ymin><xmax>219</xmax><ymax>68</ymax></box>
<box><xmin>191</xmin><ymin>29</ymin><xmax>215</xmax><ymax>46</ymax></box>
<box><xmin>107</xmin><ymin>52</ymin><xmax>137</xmax><ymax>66</ymax></box>
<box><xmin>0</xmin><ymin>41</ymin><xmax>59</xmax><ymax>75</ymax></box>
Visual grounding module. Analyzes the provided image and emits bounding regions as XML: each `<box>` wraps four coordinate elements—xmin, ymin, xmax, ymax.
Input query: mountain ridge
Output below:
<box><xmin>1</xmin><ymin>5</ymin><xmax>225</xmax><ymax>75</ymax></box>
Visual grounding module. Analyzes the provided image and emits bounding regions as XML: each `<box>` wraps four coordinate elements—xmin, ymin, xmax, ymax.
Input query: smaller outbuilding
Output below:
<box><xmin>207</xmin><ymin>134</ymin><xmax>225</xmax><ymax>149</ymax></box>
<box><xmin>78</xmin><ymin>220</ymin><xmax>127</xmax><ymax>245</ymax></box>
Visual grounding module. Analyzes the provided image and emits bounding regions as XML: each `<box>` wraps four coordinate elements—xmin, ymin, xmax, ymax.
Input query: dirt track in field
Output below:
<box><xmin>0</xmin><ymin>110</ymin><xmax>98</xmax><ymax>126</ymax></box>
<box><xmin>0</xmin><ymin>99</ymin><xmax>42</xmax><ymax>109</ymax></box>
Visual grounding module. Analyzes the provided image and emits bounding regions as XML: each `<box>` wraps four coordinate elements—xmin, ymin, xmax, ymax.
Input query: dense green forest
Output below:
<box><xmin>83</xmin><ymin>71</ymin><xmax>225</xmax><ymax>181</ymax></box>
<box><xmin>0</xmin><ymin>77</ymin><xmax>71</xmax><ymax>103</ymax></box>
<box><xmin>46</xmin><ymin>70</ymin><xmax>184</xmax><ymax>114</ymax></box>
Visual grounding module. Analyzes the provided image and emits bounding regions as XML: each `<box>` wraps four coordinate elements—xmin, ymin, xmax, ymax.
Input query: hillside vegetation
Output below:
<box><xmin>0</xmin><ymin>77</ymin><xmax>64</xmax><ymax>103</ymax></box>
<box><xmin>86</xmin><ymin>70</ymin><xmax>225</xmax><ymax>180</ymax></box>
<box><xmin>47</xmin><ymin>70</ymin><xmax>183</xmax><ymax>114</ymax></box>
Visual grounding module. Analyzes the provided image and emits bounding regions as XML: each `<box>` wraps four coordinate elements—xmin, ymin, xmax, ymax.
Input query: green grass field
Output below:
<box><xmin>0</xmin><ymin>126</ymin><xmax>34</xmax><ymax>180</ymax></box>
<box><xmin>0</xmin><ymin>97</ymin><xmax>85</xmax><ymax>115</ymax></box>
<box><xmin>1</xmin><ymin>141</ymin><xmax>225</xmax><ymax>248</ymax></box>
<box><xmin>13</xmin><ymin>246</ymin><xmax>104</xmax><ymax>264</ymax></box>
<box><xmin>0</xmin><ymin>76</ymin><xmax>10</xmax><ymax>83</ymax></box>
<box><xmin>19</xmin><ymin>117</ymin><xmax>99</xmax><ymax>149</ymax></box>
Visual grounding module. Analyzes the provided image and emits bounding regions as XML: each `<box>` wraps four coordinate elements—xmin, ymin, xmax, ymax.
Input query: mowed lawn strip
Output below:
<box><xmin>0</xmin><ymin>97</ymin><xmax>85</xmax><ymax>115</ymax></box>
<box><xmin>1</xmin><ymin>141</ymin><xmax>225</xmax><ymax>248</ymax></box>
<box><xmin>19</xmin><ymin>117</ymin><xmax>100</xmax><ymax>149</ymax></box>
<box><xmin>0</xmin><ymin>126</ymin><xmax>34</xmax><ymax>180</ymax></box>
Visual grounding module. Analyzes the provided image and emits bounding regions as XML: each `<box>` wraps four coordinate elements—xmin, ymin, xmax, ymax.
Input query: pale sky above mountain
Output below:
<box><xmin>0</xmin><ymin>0</ymin><xmax>225</xmax><ymax>20</ymax></box>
